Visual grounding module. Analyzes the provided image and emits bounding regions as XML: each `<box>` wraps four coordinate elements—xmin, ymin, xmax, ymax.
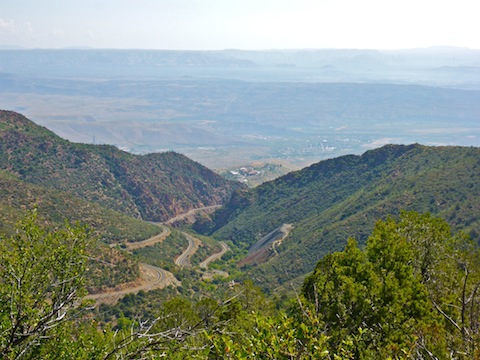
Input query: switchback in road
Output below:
<box><xmin>175</xmin><ymin>233</ymin><xmax>202</xmax><ymax>268</ymax></box>
<box><xmin>200</xmin><ymin>242</ymin><xmax>230</xmax><ymax>269</ymax></box>
<box><xmin>85</xmin><ymin>263</ymin><xmax>179</xmax><ymax>304</ymax></box>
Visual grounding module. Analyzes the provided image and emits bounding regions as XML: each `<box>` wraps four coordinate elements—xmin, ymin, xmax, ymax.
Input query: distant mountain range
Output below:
<box><xmin>1</xmin><ymin>47</ymin><xmax>479</xmax><ymax>86</ymax></box>
<box><xmin>1</xmin><ymin>48</ymin><xmax>479</xmax><ymax>169</ymax></box>
<box><xmin>0</xmin><ymin>110</ymin><xmax>242</xmax><ymax>238</ymax></box>
<box><xmin>199</xmin><ymin>143</ymin><xmax>480</xmax><ymax>291</ymax></box>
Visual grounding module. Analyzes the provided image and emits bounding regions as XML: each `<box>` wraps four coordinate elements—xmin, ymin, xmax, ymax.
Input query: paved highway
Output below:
<box><xmin>200</xmin><ymin>241</ymin><xmax>230</xmax><ymax>269</ymax></box>
<box><xmin>85</xmin><ymin>263</ymin><xmax>178</xmax><ymax>303</ymax></box>
<box><xmin>164</xmin><ymin>205</ymin><xmax>221</xmax><ymax>226</ymax></box>
<box><xmin>109</xmin><ymin>224</ymin><xmax>171</xmax><ymax>250</ymax></box>
<box><xmin>175</xmin><ymin>233</ymin><xmax>201</xmax><ymax>268</ymax></box>
<box><xmin>86</xmin><ymin>206</ymin><xmax>225</xmax><ymax>303</ymax></box>
<box><xmin>124</xmin><ymin>224</ymin><xmax>171</xmax><ymax>250</ymax></box>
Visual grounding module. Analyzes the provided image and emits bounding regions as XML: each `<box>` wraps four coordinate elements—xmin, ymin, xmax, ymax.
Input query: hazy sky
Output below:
<box><xmin>1</xmin><ymin>0</ymin><xmax>478</xmax><ymax>50</ymax></box>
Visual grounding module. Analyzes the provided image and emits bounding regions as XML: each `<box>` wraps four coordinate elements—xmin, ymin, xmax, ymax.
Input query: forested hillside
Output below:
<box><xmin>0</xmin><ymin>169</ymin><xmax>160</xmax><ymax>242</ymax></box>
<box><xmin>201</xmin><ymin>144</ymin><xmax>480</xmax><ymax>290</ymax></box>
<box><xmin>0</xmin><ymin>110</ymin><xmax>243</xmax><ymax>299</ymax></box>
<box><xmin>2</xmin><ymin>109</ymin><xmax>480</xmax><ymax>358</ymax></box>
<box><xmin>0</xmin><ymin>110</ymin><xmax>242</xmax><ymax>222</ymax></box>
<box><xmin>2</xmin><ymin>211</ymin><xmax>480</xmax><ymax>359</ymax></box>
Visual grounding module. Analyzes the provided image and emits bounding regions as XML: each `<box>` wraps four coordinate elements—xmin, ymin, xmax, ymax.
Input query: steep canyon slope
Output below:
<box><xmin>0</xmin><ymin>110</ymin><xmax>242</xmax><ymax>224</ymax></box>
<box><xmin>201</xmin><ymin>144</ymin><xmax>480</xmax><ymax>290</ymax></box>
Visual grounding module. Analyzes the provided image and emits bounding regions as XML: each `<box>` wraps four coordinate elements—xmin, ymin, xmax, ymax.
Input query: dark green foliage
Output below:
<box><xmin>303</xmin><ymin>233</ymin><xmax>430</xmax><ymax>357</ymax></box>
<box><xmin>0</xmin><ymin>169</ymin><xmax>160</xmax><ymax>243</ymax></box>
<box><xmin>85</xmin><ymin>245</ymin><xmax>140</xmax><ymax>293</ymax></box>
<box><xmin>396</xmin><ymin>212</ymin><xmax>480</xmax><ymax>358</ymax></box>
<box><xmin>133</xmin><ymin>228</ymin><xmax>187</xmax><ymax>269</ymax></box>
<box><xmin>208</xmin><ymin>310</ymin><xmax>330</xmax><ymax>359</ymax></box>
<box><xmin>302</xmin><ymin>212</ymin><xmax>480</xmax><ymax>359</ymax></box>
<box><xmin>3</xmin><ymin>110</ymin><xmax>480</xmax><ymax>358</ymax></box>
<box><xmin>207</xmin><ymin>144</ymin><xmax>480</xmax><ymax>291</ymax></box>
<box><xmin>0</xmin><ymin>110</ymin><xmax>242</xmax><ymax>223</ymax></box>
<box><xmin>0</xmin><ymin>210</ymin><xmax>90</xmax><ymax>359</ymax></box>
<box><xmin>4</xmin><ymin>210</ymin><xmax>480</xmax><ymax>359</ymax></box>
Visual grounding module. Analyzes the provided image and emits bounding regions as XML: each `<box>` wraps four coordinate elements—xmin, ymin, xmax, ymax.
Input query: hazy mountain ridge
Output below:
<box><xmin>2</xmin><ymin>77</ymin><xmax>479</xmax><ymax>170</ymax></box>
<box><xmin>0</xmin><ymin>110</ymin><xmax>242</xmax><ymax>222</ymax></box>
<box><xmin>1</xmin><ymin>47</ymin><xmax>479</xmax><ymax>84</ymax></box>
<box><xmin>201</xmin><ymin>144</ymin><xmax>480</xmax><ymax>290</ymax></box>
<box><xmin>1</xmin><ymin>47</ymin><xmax>479</xmax><ymax>170</ymax></box>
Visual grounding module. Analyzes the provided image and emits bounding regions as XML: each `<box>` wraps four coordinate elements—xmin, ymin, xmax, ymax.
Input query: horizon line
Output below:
<box><xmin>0</xmin><ymin>45</ymin><xmax>479</xmax><ymax>52</ymax></box>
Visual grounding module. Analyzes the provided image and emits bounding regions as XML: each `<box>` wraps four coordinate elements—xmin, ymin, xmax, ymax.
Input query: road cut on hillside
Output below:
<box><xmin>175</xmin><ymin>233</ymin><xmax>202</xmax><ymax>268</ymax></box>
<box><xmin>200</xmin><ymin>241</ymin><xmax>230</xmax><ymax>269</ymax></box>
<box><xmin>85</xmin><ymin>263</ymin><xmax>179</xmax><ymax>304</ymax></box>
<box><xmin>164</xmin><ymin>205</ymin><xmax>222</xmax><ymax>226</ymax></box>
<box><xmin>86</xmin><ymin>206</ymin><xmax>226</xmax><ymax>303</ymax></box>
<box><xmin>109</xmin><ymin>224</ymin><xmax>171</xmax><ymax>250</ymax></box>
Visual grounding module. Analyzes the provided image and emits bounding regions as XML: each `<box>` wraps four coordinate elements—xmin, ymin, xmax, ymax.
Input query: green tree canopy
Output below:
<box><xmin>302</xmin><ymin>211</ymin><xmax>480</xmax><ymax>359</ymax></box>
<box><xmin>0</xmin><ymin>210</ymin><xmax>90</xmax><ymax>359</ymax></box>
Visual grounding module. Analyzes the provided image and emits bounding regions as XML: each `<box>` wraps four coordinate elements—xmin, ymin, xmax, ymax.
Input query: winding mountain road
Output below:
<box><xmin>200</xmin><ymin>241</ymin><xmax>230</xmax><ymax>269</ymax></box>
<box><xmin>164</xmin><ymin>205</ymin><xmax>221</xmax><ymax>226</ymax></box>
<box><xmin>175</xmin><ymin>233</ymin><xmax>202</xmax><ymax>268</ymax></box>
<box><xmin>110</xmin><ymin>224</ymin><xmax>171</xmax><ymax>251</ymax></box>
<box><xmin>86</xmin><ymin>206</ymin><xmax>226</xmax><ymax>303</ymax></box>
<box><xmin>85</xmin><ymin>263</ymin><xmax>179</xmax><ymax>304</ymax></box>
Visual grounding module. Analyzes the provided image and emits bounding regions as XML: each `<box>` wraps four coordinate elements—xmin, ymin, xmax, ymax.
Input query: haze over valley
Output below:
<box><xmin>1</xmin><ymin>47</ymin><xmax>479</xmax><ymax>172</ymax></box>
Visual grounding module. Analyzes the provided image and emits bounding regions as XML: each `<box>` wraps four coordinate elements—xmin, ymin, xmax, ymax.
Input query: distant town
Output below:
<box><xmin>223</xmin><ymin>163</ymin><xmax>289</xmax><ymax>186</ymax></box>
